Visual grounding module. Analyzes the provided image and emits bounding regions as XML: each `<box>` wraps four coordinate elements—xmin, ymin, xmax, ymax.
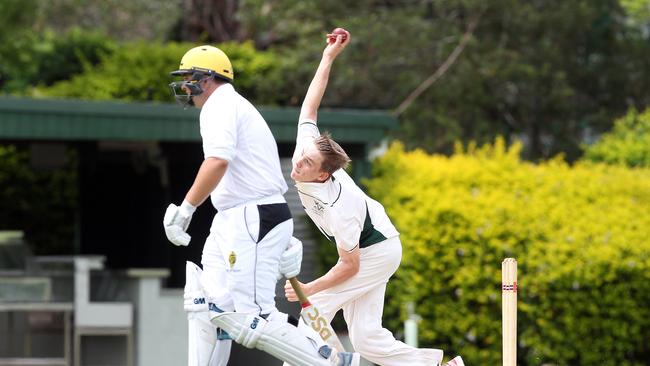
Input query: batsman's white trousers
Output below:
<box><xmin>201</xmin><ymin>194</ymin><xmax>293</xmax><ymax>315</ymax></box>
<box><xmin>305</xmin><ymin>236</ymin><xmax>444</xmax><ymax>366</ymax></box>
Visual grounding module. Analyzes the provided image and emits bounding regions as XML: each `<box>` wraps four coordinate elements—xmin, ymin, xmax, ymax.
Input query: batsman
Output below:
<box><xmin>165</xmin><ymin>45</ymin><xmax>358</xmax><ymax>366</ymax></box>
<box><xmin>284</xmin><ymin>29</ymin><xmax>465</xmax><ymax>366</ymax></box>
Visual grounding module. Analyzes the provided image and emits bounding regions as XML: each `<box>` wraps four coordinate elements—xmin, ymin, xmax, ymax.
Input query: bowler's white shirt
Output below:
<box><xmin>200</xmin><ymin>83</ymin><xmax>287</xmax><ymax>210</ymax></box>
<box><xmin>293</xmin><ymin>120</ymin><xmax>399</xmax><ymax>251</ymax></box>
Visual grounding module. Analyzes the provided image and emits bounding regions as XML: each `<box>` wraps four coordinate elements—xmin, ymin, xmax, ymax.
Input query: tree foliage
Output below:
<box><xmin>34</xmin><ymin>41</ymin><xmax>283</xmax><ymax>104</ymax></box>
<box><xmin>0</xmin><ymin>0</ymin><xmax>116</xmax><ymax>93</ymax></box>
<box><xmin>232</xmin><ymin>0</ymin><xmax>650</xmax><ymax>160</ymax></box>
<box><xmin>0</xmin><ymin>0</ymin><xmax>181</xmax><ymax>93</ymax></box>
<box><xmin>176</xmin><ymin>0</ymin><xmax>242</xmax><ymax>43</ymax></box>
<box><xmin>4</xmin><ymin>0</ymin><xmax>650</xmax><ymax>160</ymax></box>
<box><xmin>582</xmin><ymin>107</ymin><xmax>650</xmax><ymax>167</ymax></box>
<box><xmin>0</xmin><ymin>145</ymin><xmax>78</xmax><ymax>255</ymax></box>
<box><xmin>620</xmin><ymin>0</ymin><xmax>650</xmax><ymax>24</ymax></box>
<box><xmin>33</xmin><ymin>0</ymin><xmax>182</xmax><ymax>41</ymax></box>
<box><xmin>364</xmin><ymin>139</ymin><xmax>650</xmax><ymax>365</ymax></box>
<box><xmin>3</xmin><ymin>29</ymin><xmax>115</xmax><ymax>93</ymax></box>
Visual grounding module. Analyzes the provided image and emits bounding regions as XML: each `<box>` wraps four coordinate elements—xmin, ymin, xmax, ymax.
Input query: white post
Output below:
<box><xmin>404</xmin><ymin>302</ymin><xmax>420</xmax><ymax>347</ymax></box>
<box><xmin>502</xmin><ymin>258</ymin><xmax>518</xmax><ymax>366</ymax></box>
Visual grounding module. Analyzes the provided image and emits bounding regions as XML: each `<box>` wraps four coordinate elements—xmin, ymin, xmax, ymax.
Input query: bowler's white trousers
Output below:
<box><xmin>303</xmin><ymin>236</ymin><xmax>443</xmax><ymax>366</ymax></box>
<box><xmin>200</xmin><ymin>194</ymin><xmax>293</xmax><ymax>315</ymax></box>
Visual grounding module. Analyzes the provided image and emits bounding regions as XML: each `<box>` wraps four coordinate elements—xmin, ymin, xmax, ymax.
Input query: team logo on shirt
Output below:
<box><xmin>311</xmin><ymin>201</ymin><xmax>325</xmax><ymax>216</ymax></box>
<box><xmin>229</xmin><ymin>251</ymin><xmax>237</xmax><ymax>269</ymax></box>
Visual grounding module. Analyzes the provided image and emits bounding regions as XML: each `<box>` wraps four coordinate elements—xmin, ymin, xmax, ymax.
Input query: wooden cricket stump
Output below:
<box><xmin>502</xmin><ymin>258</ymin><xmax>517</xmax><ymax>366</ymax></box>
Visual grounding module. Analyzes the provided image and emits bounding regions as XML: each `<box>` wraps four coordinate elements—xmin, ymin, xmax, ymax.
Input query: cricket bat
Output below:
<box><xmin>288</xmin><ymin>277</ymin><xmax>347</xmax><ymax>353</ymax></box>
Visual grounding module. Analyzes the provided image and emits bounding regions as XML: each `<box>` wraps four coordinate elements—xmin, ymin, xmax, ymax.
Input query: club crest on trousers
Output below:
<box><xmin>229</xmin><ymin>251</ymin><xmax>237</xmax><ymax>269</ymax></box>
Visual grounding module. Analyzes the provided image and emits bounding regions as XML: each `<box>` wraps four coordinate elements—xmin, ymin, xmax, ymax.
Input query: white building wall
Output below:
<box><xmin>127</xmin><ymin>269</ymin><xmax>186</xmax><ymax>366</ymax></box>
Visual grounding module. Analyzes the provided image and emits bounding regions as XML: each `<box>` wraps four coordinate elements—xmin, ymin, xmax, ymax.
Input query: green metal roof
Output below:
<box><xmin>0</xmin><ymin>97</ymin><xmax>397</xmax><ymax>144</ymax></box>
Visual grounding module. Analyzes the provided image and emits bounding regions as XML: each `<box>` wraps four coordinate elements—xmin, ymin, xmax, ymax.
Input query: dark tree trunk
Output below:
<box><xmin>181</xmin><ymin>0</ymin><xmax>241</xmax><ymax>42</ymax></box>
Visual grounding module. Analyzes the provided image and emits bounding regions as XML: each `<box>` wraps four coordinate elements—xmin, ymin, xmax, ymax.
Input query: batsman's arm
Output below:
<box><xmin>298</xmin><ymin>31</ymin><xmax>350</xmax><ymax>123</ymax></box>
<box><xmin>163</xmin><ymin>157</ymin><xmax>228</xmax><ymax>246</ymax></box>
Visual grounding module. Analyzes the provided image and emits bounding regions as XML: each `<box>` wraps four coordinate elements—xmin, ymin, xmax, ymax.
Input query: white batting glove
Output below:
<box><xmin>163</xmin><ymin>200</ymin><xmax>196</xmax><ymax>246</ymax></box>
<box><xmin>279</xmin><ymin>236</ymin><xmax>303</xmax><ymax>279</ymax></box>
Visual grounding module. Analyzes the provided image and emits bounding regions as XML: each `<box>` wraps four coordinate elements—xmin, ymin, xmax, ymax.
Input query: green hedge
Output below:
<box><xmin>1</xmin><ymin>28</ymin><xmax>114</xmax><ymax>93</ymax></box>
<box><xmin>583</xmin><ymin>108</ymin><xmax>650</xmax><ymax>168</ymax></box>
<box><xmin>0</xmin><ymin>145</ymin><xmax>78</xmax><ymax>254</ymax></box>
<box><xmin>35</xmin><ymin>41</ymin><xmax>283</xmax><ymax>104</ymax></box>
<box><xmin>363</xmin><ymin>139</ymin><xmax>650</xmax><ymax>365</ymax></box>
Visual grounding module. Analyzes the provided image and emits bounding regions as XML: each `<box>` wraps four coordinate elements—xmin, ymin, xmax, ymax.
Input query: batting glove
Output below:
<box><xmin>163</xmin><ymin>200</ymin><xmax>196</xmax><ymax>246</ymax></box>
<box><xmin>279</xmin><ymin>236</ymin><xmax>303</xmax><ymax>279</ymax></box>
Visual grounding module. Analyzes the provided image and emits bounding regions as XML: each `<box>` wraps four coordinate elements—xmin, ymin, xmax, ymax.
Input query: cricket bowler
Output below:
<box><xmin>284</xmin><ymin>30</ymin><xmax>465</xmax><ymax>366</ymax></box>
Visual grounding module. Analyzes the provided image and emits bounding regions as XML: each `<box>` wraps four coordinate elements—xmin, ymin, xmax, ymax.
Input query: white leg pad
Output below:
<box><xmin>187</xmin><ymin>311</ymin><xmax>231</xmax><ymax>366</ymax></box>
<box><xmin>282</xmin><ymin>322</ymin><xmax>360</xmax><ymax>366</ymax></box>
<box><xmin>186</xmin><ymin>261</ymin><xmax>231</xmax><ymax>366</ymax></box>
<box><xmin>211</xmin><ymin>312</ymin><xmax>335</xmax><ymax>366</ymax></box>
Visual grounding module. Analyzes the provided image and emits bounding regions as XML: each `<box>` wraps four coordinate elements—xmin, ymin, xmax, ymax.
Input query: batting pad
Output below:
<box><xmin>211</xmin><ymin>312</ymin><xmax>356</xmax><ymax>366</ymax></box>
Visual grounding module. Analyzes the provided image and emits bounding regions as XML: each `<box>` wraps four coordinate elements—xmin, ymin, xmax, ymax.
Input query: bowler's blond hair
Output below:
<box><xmin>314</xmin><ymin>133</ymin><xmax>351</xmax><ymax>175</ymax></box>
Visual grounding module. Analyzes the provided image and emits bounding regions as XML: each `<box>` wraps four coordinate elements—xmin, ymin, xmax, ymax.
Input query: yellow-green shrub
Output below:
<box><xmin>583</xmin><ymin>108</ymin><xmax>650</xmax><ymax>168</ymax></box>
<box><xmin>365</xmin><ymin>139</ymin><xmax>650</xmax><ymax>365</ymax></box>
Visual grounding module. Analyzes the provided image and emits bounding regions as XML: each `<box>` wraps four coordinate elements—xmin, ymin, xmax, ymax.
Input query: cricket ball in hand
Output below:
<box><xmin>328</xmin><ymin>27</ymin><xmax>348</xmax><ymax>42</ymax></box>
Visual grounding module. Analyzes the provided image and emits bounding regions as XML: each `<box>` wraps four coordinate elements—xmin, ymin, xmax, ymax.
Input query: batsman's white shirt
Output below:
<box><xmin>292</xmin><ymin>119</ymin><xmax>444</xmax><ymax>366</ymax></box>
<box><xmin>199</xmin><ymin>83</ymin><xmax>292</xmax><ymax>316</ymax></box>
<box><xmin>200</xmin><ymin>83</ymin><xmax>287</xmax><ymax>210</ymax></box>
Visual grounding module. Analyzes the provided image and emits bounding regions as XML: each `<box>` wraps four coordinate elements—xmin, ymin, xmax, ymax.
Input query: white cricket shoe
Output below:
<box><xmin>442</xmin><ymin>356</ymin><xmax>465</xmax><ymax>366</ymax></box>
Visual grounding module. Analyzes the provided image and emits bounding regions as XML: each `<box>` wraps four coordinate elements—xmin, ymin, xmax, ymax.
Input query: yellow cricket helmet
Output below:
<box><xmin>171</xmin><ymin>45</ymin><xmax>234</xmax><ymax>82</ymax></box>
